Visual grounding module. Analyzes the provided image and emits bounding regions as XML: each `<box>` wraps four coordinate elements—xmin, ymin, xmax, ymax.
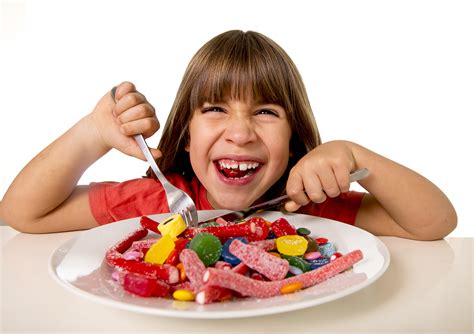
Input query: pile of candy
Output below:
<box><xmin>105</xmin><ymin>214</ymin><xmax>363</xmax><ymax>304</ymax></box>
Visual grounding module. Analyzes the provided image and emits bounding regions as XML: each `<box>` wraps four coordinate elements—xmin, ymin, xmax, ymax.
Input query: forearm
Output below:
<box><xmin>1</xmin><ymin>115</ymin><xmax>108</xmax><ymax>227</ymax></box>
<box><xmin>350</xmin><ymin>141</ymin><xmax>457</xmax><ymax>239</ymax></box>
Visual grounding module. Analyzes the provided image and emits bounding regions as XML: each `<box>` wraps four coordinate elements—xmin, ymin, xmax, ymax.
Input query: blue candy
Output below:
<box><xmin>318</xmin><ymin>242</ymin><xmax>336</xmax><ymax>257</ymax></box>
<box><xmin>308</xmin><ymin>257</ymin><xmax>330</xmax><ymax>270</ymax></box>
<box><xmin>221</xmin><ymin>237</ymin><xmax>248</xmax><ymax>265</ymax></box>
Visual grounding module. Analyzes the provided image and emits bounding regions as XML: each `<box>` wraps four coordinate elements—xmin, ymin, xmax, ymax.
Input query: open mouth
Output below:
<box><xmin>216</xmin><ymin>159</ymin><xmax>262</xmax><ymax>179</ymax></box>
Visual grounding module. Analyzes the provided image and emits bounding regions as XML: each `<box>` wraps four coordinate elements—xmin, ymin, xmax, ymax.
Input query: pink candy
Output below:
<box><xmin>179</xmin><ymin>249</ymin><xmax>206</xmax><ymax>292</ymax></box>
<box><xmin>202</xmin><ymin>250</ymin><xmax>363</xmax><ymax>298</ymax></box>
<box><xmin>229</xmin><ymin>239</ymin><xmax>289</xmax><ymax>281</ymax></box>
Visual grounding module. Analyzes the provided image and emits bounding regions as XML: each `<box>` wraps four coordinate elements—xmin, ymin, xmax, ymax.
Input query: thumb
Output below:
<box><xmin>284</xmin><ymin>200</ymin><xmax>301</xmax><ymax>213</ymax></box>
<box><xmin>149</xmin><ymin>148</ymin><xmax>163</xmax><ymax>160</ymax></box>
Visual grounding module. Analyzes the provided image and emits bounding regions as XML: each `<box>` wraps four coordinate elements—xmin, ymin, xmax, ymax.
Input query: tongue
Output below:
<box><xmin>221</xmin><ymin>168</ymin><xmax>249</xmax><ymax>178</ymax></box>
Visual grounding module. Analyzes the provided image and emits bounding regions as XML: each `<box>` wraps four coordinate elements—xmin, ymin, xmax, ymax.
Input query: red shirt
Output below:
<box><xmin>89</xmin><ymin>174</ymin><xmax>364</xmax><ymax>226</ymax></box>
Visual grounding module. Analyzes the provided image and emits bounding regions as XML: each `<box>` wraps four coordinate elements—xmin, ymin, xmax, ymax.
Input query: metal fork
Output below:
<box><xmin>134</xmin><ymin>134</ymin><xmax>199</xmax><ymax>227</ymax></box>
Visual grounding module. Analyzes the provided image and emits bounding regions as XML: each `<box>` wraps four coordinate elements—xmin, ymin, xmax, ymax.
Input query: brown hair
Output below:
<box><xmin>150</xmin><ymin>30</ymin><xmax>321</xmax><ymax>196</ymax></box>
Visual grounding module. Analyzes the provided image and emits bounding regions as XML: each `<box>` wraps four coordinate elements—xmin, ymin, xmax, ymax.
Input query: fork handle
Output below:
<box><xmin>134</xmin><ymin>134</ymin><xmax>168</xmax><ymax>186</ymax></box>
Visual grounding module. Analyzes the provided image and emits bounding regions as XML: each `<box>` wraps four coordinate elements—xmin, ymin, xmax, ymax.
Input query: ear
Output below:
<box><xmin>184</xmin><ymin>142</ymin><xmax>190</xmax><ymax>152</ymax></box>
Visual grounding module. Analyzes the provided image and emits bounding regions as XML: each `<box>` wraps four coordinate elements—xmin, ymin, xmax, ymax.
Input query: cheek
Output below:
<box><xmin>265</xmin><ymin>127</ymin><xmax>291</xmax><ymax>172</ymax></box>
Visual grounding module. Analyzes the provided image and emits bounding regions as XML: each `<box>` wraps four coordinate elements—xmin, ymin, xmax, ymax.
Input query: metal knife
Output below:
<box><xmin>202</xmin><ymin>168</ymin><xmax>369</xmax><ymax>223</ymax></box>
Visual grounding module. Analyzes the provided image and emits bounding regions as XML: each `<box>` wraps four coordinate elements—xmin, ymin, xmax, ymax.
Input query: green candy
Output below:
<box><xmin>188</xmin><ymin>232</ymin><xmax>222</xmax><ymax>266</ymax></box>
<box><xmin>296</xmin><ymin>227</ymin><xmax>311</xmax><ymax>236</ymax></box>
<box><xmin>281</xmin><ymin>254</ymin><xmax>311</xmax><ymax>273</ymax></box>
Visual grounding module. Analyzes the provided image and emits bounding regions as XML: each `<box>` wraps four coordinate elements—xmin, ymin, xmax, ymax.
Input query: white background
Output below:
<box><xmin>1</xmin><ymin>0</ymin><xmax>473</xmax><ymax>236</ymax></box>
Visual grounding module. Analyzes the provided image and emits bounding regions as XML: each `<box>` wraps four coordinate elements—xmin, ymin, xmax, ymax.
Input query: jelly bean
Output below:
<box><xmin>251</xmin><ymin>272</ymin><xmax>265</xmax><ymax>281</ymax></box>
<box><xmin>188</xmin><ymin>233</ymin><xmax>222</xmax><ymax>266</ymax></box>
<box><xmin>280</xmin><ymin>282</ymin><xmax>303</xmax><ymax>295</ymax></box>
<box><xmin>304</xmin><ymin>251</ymin><xmax>321</xmax><ymax>261</ymax></box>
<box><xmin>276</xmin><ymin>235</ymin><xmax>308</xmax><ymax>256</ymax></box>
<box><xmin>281</xmin><ymin>254</ymin><xmax>311</xmax><ymax>273</ymax></box>
<box><xmin>266</xmin><ymin>230</ymin><xmax>277</xmax><ymax>239</ymax></box>
<box><xmin>308</xmin><ymin>257</ymin><xmax>330</xmax><ymax>270</ymax></box>
<box><xmin>271</xmin><ymin>218</ymin><xmax>297</xmax><ymax>237</ymax></box>
<box><xmin>173</xmin><ymin>289</ymin><xmax>195</xmax><ymax>301</ymax></box>
<box><xmin>316</xmin><ymin>237</ymin><xmax>328</xmax><ymax>245</ymax></box>
<box><xmin>318</xmin><ymin>242</ymin><xmax>336</xmax><ymax>257</ymax></box>
<box><xmin>158</xmin><ymin>214</ymin><xmax>187</xmax><ymax>239</ymax></box>
<box><xmin>288</xmin><ymin>265</ymin><xmax>304</xmax><ymax>276</ymax></box>
<box><xmin>296</xmin><ymin>227</ymin><xmax>311</xmax><ymax>236</ymax></box>
<box><xmin>221</xmin><ymin>237</ymin><xmax>248</xmax><ymax>265</ymax></box>
<box><xmin>176</xmin><ymin>262</ymin><xmax>186</xmax><ymax>282</ymax></box>
<box><xmin>330</xmin><ymin>252</ymin><xmax>343</xmax><ymax>261</ymax></box>
<box><xmin>268</xmin><ymin>252</ymin><xmax>281</xmax><ymax>258</ymax></box>
<box><xmin>144</xmin><ymin>234</ymin><xmax>175</xmax><ymax>265</ymax></box>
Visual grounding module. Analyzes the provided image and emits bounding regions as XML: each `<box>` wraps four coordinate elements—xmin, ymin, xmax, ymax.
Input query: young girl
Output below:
<box><xmin>0</xmin><ymin>30</ymin><xmax>456</xmax><ymax>240</ymax></box>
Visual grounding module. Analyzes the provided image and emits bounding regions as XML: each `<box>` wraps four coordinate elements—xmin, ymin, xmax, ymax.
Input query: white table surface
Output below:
<box><xmin>1</xmin><ymin>226</ymin><xmax>472</xmax><ymax>333</ymax></box>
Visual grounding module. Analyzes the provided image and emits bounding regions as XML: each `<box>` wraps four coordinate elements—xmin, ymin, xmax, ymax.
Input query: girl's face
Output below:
<box><xmin>186</xmin><ymin>99</ymin><xmax>292</xmax><ymax>210</ymax></box>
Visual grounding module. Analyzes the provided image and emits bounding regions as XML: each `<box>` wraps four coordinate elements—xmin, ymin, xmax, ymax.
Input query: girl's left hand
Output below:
<box><xmin>285</xmin><ymin>140</ymin><xmax>357</xmax><ymax>212</ymax></box>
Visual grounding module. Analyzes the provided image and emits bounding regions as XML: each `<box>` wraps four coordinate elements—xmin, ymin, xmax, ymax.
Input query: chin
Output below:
<box><xmin>212</xmin><ymin>195</ymin><xmax>254</xmax><ymax>211</ymax></box>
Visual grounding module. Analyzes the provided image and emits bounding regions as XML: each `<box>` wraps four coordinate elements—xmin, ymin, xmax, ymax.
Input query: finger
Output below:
<box><xmin>114</xmin><ymin>81</ymin><xmax>137</xmax><ymax>101</ymax></box>
<box><xmin>149</xmin><ymin>148</ymin><xmax>163</xmax><ymax>160</ymax></box>
<box><xmin>318</xmin><ymin>168</ymin><xmax>341</xmax><ymax>198</ymax></box>
<box><xmin>284</xmin><ymin>200</ymin><xmax>301</xmax><ymax>212</ymax></box>
<box><xmin>333</xmin><ymin>164</ymin><xmax>351</xmax><ymax>193</ymax></box>
<box><xmin>120</xmin><ymin>117</ymin><xmax>160</xmax><ymax>138</ymax></box>
<box><xmin>111</xmin><ymin>86</ymin><xmax>118</xmax><ymax>103</ymax></box>
<box><xmin>117</xmin><ymin>103</ymin><xmax>156</xmax><ymax>124</ymax></box>
<box><xmin>286</xmin><ymin>170</ymin><xmax>311</xmax><ymax>206</ymax></box>
<box><xmin>300</xmin><ymin>172</ymin><xmax>327</xmax><ymax>203</ymax></box>
<box><xmin>113</xmin><ymin>92</ymin><xmax>148</xmax><ymax>117</ymax></box>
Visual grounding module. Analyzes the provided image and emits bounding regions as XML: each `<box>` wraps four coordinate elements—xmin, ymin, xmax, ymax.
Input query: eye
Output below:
<box><xmin>202</xmin><ymin>106</ymin><xmax>225</xmax><ymax>113</ymax></box>
<box><xmin>255</xmin><ymin>108</ymin><xmax>278</xmax><ymax>117</ymax></box>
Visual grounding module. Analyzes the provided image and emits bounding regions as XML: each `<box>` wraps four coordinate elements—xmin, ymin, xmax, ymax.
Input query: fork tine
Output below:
<box><xmin>181</xmin><ymin>209</ymin><xmax>191</xmax><ymax>227</ymax></box>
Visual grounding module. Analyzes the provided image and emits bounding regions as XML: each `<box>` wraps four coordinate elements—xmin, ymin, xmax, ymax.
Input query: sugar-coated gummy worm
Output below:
<box><xmin>140</xmin><ymin>216</ymin><xmax>161</xmax><ymax>234</ymax></box>
<box><xmin>229</xmin><ymin>239</ymin><xmax>289</xmax><ymax>281</ymax></box>
<box><xmin>202</xmin><ymin>250</ymin><xmax>363</xmax><ymax>298</ymax></box>
<box><xmin>183</xmin><ymin>217</ymin><xmax>269</xmax><ymax>241</ymax></box>
<box><xmin>195</xmin><ymin>262</ymin><xmax>250</xmax><ymax>304</ymax></box>
<box><xmin>179</xmin><ymin>249</ymin><xmax>206</xmax><ymax>292</ymax></box>
<box><xmin>105</xmin><ymin>227</ymin><xmax>179</xmax><ymax>284</ymax></box>
<box><xmin>249</xmin><ymin>238</ymin><xmax>276</xmax><ymax>251</ymax></box>
<box><xmin>123</xmin><ymin>272</ymin><xmax>171</xmax><ymax>297</ymax></box>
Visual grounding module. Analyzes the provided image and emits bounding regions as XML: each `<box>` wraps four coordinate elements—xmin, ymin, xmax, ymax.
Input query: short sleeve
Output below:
<box><xmin>88</xmin><ymin>178</ymin><xmax>171</xmax><ymax>225</ymax></box>
<box><xmin>297</xmin><ymin>191</ymin><xmax>365</xmax><ymax>225</ymax></box>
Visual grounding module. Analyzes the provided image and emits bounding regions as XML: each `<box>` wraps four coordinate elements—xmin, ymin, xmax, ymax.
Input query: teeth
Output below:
<box><xmin>219</xmin><ymin>160</ymin><xmax>260</xmax><ymax>170</ymax></box>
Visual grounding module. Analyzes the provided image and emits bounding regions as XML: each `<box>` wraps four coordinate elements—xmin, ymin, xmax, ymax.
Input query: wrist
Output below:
<box><xmin>78</xmin><ymin>114</ymin><xmax>111</xmax><ymax>159</ymax></box>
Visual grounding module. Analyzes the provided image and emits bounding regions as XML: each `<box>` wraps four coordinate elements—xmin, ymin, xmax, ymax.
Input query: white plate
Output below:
<box><xmin>49</xmin><ymin>210</ymin><xmax>390</xmax><ymax>319</ymax></box>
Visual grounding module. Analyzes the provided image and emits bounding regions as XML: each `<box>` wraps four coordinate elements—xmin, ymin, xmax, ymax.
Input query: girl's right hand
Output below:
<box><xmin>89</xmin><ymin>81</ymin><xmax>162</xmax><ymax>160</ymax></box>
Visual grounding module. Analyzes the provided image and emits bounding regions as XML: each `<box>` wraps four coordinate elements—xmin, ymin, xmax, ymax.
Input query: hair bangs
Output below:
<box><xmin>189</xmin><ymin>32</ymin><xmax>291</xmax><ymax>111</ymax></box>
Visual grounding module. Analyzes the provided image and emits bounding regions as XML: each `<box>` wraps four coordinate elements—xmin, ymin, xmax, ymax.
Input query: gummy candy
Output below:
<box><xmin>276</xmin><ymin>235</ymin><xmax>308</xmax><ymax>256</ymax></box>
<box><xmin>188</xmin><ymin>233</ymin><xmax>222</xmax><ymax>266</ymax></box>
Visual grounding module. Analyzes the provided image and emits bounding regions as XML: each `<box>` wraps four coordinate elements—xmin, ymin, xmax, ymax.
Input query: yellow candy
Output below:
<box><xmin>158</xmin><ymin>214</ymin><xmax>187</xmax><ymax>239</ymax></box>
<box><xmin>144</xmin><ymin>234</ymin><xmax>175</xmax><ymax>264</ymax></box>
<box><xmin>280</xmin><ymin>282</ymin><xmax>303</xmax><ymax>294</ymax></box>
<box><xmin>173</xmin><ymin>289</ymin><xmax>195</xmax><ymax>301</ymax></box>
<box><xmin>276</xmin><ymin>235</ymin><xmax>308</xmax><ymax>256</ymax></box>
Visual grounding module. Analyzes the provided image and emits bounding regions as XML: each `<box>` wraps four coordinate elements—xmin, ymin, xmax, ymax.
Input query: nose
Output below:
<box><xmin>224</xmin><ymin>116</ymin><xmax>258</xmax><ymax>146</ymax></box>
